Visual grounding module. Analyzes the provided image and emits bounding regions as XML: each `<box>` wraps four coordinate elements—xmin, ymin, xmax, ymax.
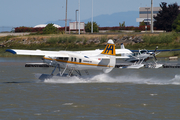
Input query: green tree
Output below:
<box><xmin>85</xmin><ymin>22</ymin><xmax>99</xmax><ymax>32</ymax></box>
<box><xmin>119</xmin><ymin>21</ymin><xmax>125</xmax><ymax>27</ymax></box>
<box><xmin>172</xmin><ymin>13</ymin><xmax>180</xmax><ymax>32</ymax></box>
<box><xmin>43</xmin><ymin>23</ymin><xmax>58</xmax><ymax>34</ymax></box>
<box><xmin>139</xmin><ymin>21</ymin><xmax>146</xmax><ymax>26</ymax></box>
<box><xmin>154</xmin><ymin>2</ymin><xmax>180</xmax><ymax>31</ymax></box>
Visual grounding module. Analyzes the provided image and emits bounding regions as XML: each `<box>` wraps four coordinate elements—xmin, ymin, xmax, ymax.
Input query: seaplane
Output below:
<box><xmin>119</xmin><ymin>43</ymin><xmax>159</xmax><ymax>63</ymax></box>
<box><xmin>6</xmin><ymin>39</ymin><xmax>132</xmax><ymax>79</ymax></box>
<box><xmin>119</xmin><ymin>43</ymin><xmax>180</xmax><ymax>68</ymax></box>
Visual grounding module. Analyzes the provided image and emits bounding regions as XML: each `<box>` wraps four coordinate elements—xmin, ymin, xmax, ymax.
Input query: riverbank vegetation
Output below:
<box><xmin>126</xmin><ymin>32</ymin><xmax>180</xmax><ymax>49</ymax></box>
<box><xmin>0</xmin><ymin>32</ymin><xmax>180</xmax><ymax>57</ymax></box>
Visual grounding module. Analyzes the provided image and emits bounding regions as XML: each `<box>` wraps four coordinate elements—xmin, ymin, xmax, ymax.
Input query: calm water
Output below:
<box><xmin>1</xmin><ymin>57</ymin><xmax>180</xmax><ymax>119</ymax></box>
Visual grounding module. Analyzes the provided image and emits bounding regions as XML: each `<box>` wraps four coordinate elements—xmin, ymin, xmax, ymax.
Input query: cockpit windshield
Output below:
<box><xmin>140</xmin><ymin>50</ymin><xmax>147</xmax><ymax>54</ymax></box>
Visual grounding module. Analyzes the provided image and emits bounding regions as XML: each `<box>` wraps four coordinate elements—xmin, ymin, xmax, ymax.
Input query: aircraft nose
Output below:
<box><xmin>149</xmin><ymin>52</ymin><xmax>154</xmax><ymax>55</ymax></box>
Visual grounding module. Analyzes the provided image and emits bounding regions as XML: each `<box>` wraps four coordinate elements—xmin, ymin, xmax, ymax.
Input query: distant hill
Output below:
<box><xmin>0</xmin><ymin>11</ymin><xmax>139</xmax><ymax>32</ymax></box>
<box><xmin>46</xmin><ymin>11</ymin><xmax>139</xmax><ymax>27</ymax></box>
<box><xmin>82</xmin><ymin>11</ymin><xmax>139</xmax><ymax>27</ymax></box>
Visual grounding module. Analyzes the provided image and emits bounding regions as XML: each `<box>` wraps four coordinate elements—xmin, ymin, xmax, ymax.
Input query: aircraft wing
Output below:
<box><xmin>131</xmin><ymin>49</ymin><xmax>180</xmax><ymax>53</ymax></box>
<box><xmin>75</xmin><ymin>49</ymin><xmax>102</xmax><ymax>56</ymax></box>
<box><xmin>149</xmin><ymin>49</ymin><xmax>180</xmax><ymax>52</ymax></box>
<box><xmin>6</xmin><ymin>48</ymin><xmax>132</xmax><ymax>57</ymax></box>
<box><xmin>130</xmin><ymin>50</ymin><xmax>139</xmax><ymax>52</ymax></box>
<box><xmin>75</xmin><ymin>49</ymin><xmax>132</xmax><ymax>56</ymax></box>
<box><xmin>6</xmin><ymin>49</ymin><xmax>69</xmax><ymax>57</ymax></box>
<box><xmin>115</xmin><ymin>49</ymin><xmax>132</xmax><ymax>54</ymax></box>
<box><xmin>116</xmin><ymin>56</ymin><xmax>130</xmax><ymax>59</ymax></box>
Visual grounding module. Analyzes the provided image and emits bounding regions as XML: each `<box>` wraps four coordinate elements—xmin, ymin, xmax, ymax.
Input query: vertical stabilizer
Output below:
<box><xmin>101</xmin><ymin>39</ymin><xmax>116</xmax><ymax>56</ymax></box>
<box><xmin>121</xmin><ymin>43</ymin><xmax>125</xmax><ymax>49</ymax></box>
<box><xmin>100</xmin><ymin>39</ymin><xmax>116</xmax><ymax>73</ymax></box>
<box><xmin>121</xmin><ymin>43</ymin><xmax>128</xmax><ymax>57</ymax></box>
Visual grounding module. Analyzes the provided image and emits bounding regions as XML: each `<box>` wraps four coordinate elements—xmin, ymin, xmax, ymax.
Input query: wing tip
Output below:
<box><xmin>6</xmin><ymin>49</ymin><xmax>16</xmax><ymax>54</ymax></box>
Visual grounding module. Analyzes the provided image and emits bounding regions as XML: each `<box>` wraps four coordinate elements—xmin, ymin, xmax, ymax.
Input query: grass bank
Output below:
<box><xmin>1</xmin><ymin>32</ymin><xmax>180</xmax><ymax>57</ymax></box>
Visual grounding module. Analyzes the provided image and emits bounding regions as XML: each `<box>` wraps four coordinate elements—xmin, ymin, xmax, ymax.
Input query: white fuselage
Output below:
<box><xmin>43</xmin><ymin>51</ymin><xmax>112</xmax><ymax>71</ymax></box>
<box><xmin>125</xmin><ymin>50</ymin><xmax>154</xmax><ymax>62</ymax></box>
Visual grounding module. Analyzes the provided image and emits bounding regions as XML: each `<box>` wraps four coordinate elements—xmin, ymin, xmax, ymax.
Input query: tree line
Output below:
<box><xmin>87</xmin><ymin>2</ymin><xmax>180</xmax><ymax>33</ymax></box>
<box><xmin>154</xmin><ymin>2</ymin><xmax>180</xmax><ymax>32</ymax></box>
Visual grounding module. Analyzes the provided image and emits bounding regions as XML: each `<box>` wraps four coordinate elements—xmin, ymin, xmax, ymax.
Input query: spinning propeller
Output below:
<box><xmin>149</xmin><ymin>46</ymin><xmax>158</xmax><ymax>61</ymax></box>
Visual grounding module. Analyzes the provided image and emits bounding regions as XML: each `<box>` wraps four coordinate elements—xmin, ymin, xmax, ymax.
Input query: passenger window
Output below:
<box><xmin>74</xmin><ymin>58</ymin><xmax>76</xmax><ymax>62</ymax></box>
<box><xmin>71</xmin><ymin>57</ymin><xmax>73</xmax><ymax>61</ymax></box>
<box><xmin>79</xmin><ymin>59</ymin><xmax>82</xmax><ymax>63</ymax></box>
<box><xmin>64</xmin><ymin>57</ymin><xmax>69</xmax><ymax>61</ymax></box>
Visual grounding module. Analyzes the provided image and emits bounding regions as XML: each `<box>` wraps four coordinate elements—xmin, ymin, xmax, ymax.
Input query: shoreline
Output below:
<box><xmin>0</xmin><ymin>32</ymin><xmax>180</xmax><ymax>57</ymax></box>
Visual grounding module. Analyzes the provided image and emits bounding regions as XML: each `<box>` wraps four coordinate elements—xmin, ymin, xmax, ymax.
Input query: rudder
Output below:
<box><xmin>101</xmin><ymin>39</ymin><xmax>116</xmax><ymax>56</ymax></box>
<box><xmin>100</xmin><ymin>39</ymin><xmax>116</xmax><ymax>73</ymax></box>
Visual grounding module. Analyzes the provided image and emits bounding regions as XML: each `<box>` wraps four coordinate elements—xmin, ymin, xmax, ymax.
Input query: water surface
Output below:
<box><xmin>0</xmin><ymin>57</ymin><xmax>180</xmax><ymax>119</ymax></box>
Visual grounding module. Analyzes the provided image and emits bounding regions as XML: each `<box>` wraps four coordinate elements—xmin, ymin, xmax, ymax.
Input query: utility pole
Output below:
<box><xmin>151</xmin><ymin>0</ymin><xmax>154</xmax><ymax>33</ymax></box>
<box><xmin>91</xmin><ymin>0</ymin><xmax>93</xmax><ymax>33</ymax></box>
<box><xmin>76</xmin><ymin>9</ymin><xmax>78</xmax><ymax>30</ymax></box>
<box><xmin>65</xmin><ymin>0</ymin><xmax>68</xmax><ymax>34</ymax></box>
<box><xmin>78</xmin><ymin>0</ymin><xmax>80</xmax><ymax>35</ymax></box>
<box><xmin>145</xmin><ymin>8</ymin><xmax>150</xmax><ymax>25</ymax></box>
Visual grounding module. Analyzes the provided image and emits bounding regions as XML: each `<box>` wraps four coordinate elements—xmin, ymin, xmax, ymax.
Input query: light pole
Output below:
<box><xmin>76</xmin><ymin>9</ymin><xmax>78</xmax><ymax>30</ymax></box>
<box><xmin>78</xmin><ymin>0</ymin><xmax>80</xmax><ymax>35</ymax></box>
<box><xmin>91</xmin><ymin>0</ymin><xmax>93</xmax><ymax>33</ymax></box>
<box><xmin>145</xmin><ymin>8</ymin><xmax>150</xmax><ymax>25</ymax></box>
<box><xmin>151</xmin><ymin>0</ymin><xmax>154</xmax><ymax>33</ymax></box>
<box><xmin>65</xmin><ymin>0</ymin><xmax>68</xmax><ymax>34</ymax></box>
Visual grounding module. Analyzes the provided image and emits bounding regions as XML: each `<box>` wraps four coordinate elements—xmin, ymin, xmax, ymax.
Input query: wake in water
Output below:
<box><xmin>170</xmin><ymin>75</ymin><xmax>180</xmax><ymax>85</ymax></box>
<box><xmin>39</xmin><ymin>73</ymin><xmax>180</xmax><ymax>85</ymax></box>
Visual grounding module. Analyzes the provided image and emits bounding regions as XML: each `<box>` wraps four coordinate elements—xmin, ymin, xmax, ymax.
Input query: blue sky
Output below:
<box><xmin>0</xmin><ymin>0</ymin><xmax>180</xmax><ymax>27</ymax></box>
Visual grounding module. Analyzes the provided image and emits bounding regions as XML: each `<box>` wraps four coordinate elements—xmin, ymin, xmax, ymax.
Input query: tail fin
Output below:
<box><xmin>100</xmin><ymin>39</ymin><xmax>116</xmax><ymax>73</ymax></box>
<box><xmin>101</xmin><ymin>39</ymin><xmax>116</xmax><ymax>56</ymax></box>
<box><xmin>120</xmin><ymin>43</ymin><xmax>128</xmax><ymax>57</ymax></box>
<box><xmin>121</xmin><ymin>43</ymin><xmax>125</xmax><ymax>49</ymax></box>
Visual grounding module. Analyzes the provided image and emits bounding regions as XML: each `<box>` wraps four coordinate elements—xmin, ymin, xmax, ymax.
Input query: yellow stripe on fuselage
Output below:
<box><xmin>43</xmin><ymin>57</ymin><xmax>113</xmax><ymax>67</ymax></box>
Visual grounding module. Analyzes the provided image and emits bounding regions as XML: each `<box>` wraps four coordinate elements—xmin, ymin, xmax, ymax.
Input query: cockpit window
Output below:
<box><xmin>140</xmin><ymin>50</ymin><xmax>147</xmax><ymax>54</ymax></box>
<box><xmin>56</xmin><ymin>57</ymin><xmax>69</xmax><ymax>61</ymax></box>
<box><xmin>133</xmin><ymin>53</ymin><xmax>138</xmax><ymax>56</ymax></box>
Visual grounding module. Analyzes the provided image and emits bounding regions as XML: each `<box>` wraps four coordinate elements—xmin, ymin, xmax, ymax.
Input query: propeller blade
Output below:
<box><xmin>154</xmin><ymin>46</ymin><xmax>158</xmax><ymax>53</ymax></box>
<box><xmin>153</xmin><ymin>46</ymin><xmax>158</xmax><ymax>61</ymax></box>
<box><xmin>153</xmin><ymin>54</ymin><xmax>157</xmax><ymax>61</ymax></box>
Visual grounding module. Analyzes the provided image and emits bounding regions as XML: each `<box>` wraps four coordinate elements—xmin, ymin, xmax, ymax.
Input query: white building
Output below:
<box><xmin>136</xmin><ymin>7</ymin><xmax>161</xmax><ymax>25</ymax></box>
<box><xmin>137</xmin><ymin>6</ymin><xmax>180</xmax><ymax>25</ymax></box>
<box><xmin>34</xmin><ymin>24</ymin><xmax>61</xmax><ymax>28</ymax></box>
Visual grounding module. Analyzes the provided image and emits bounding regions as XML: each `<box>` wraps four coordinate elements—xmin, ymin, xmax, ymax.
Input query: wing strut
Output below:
<box><xmin>51</xmin><ymin>64</ymin><xmax>82</xmax><ymax>77</ymax></box>
<box><xmin>51</xmin><ymin>64</ymin><xmax>67</xmax><ymax>76</ymax></box>
<box><xmin>51</xmin><ymin>64</ymin><xmax>60</xmax><ymax>75</ymax></box>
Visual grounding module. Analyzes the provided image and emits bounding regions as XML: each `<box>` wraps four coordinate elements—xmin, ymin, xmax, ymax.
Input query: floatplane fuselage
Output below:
<box><xmin>42</xmin><ymin>51</ymin><xmax>114</xmax><ymax>72</ymax></box>
<box><xmin>6</xmin><ymin>39</ymin><xmax>130</xmax><ymax>78</ymax></box>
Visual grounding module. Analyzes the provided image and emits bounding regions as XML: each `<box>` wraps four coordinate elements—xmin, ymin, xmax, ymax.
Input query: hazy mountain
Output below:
<box><xmin>0</xmin><ymin>11</ymin><xmax>139</xmax><ymax>32</ymax></box>
<box><xmin>46</xmin><ymin>11</ymin><xmax>139</xmax><ymax>27</ymax></box>
<box><xmin>82</xmin><ymin>11</ymin><xmax>139</xmax><ymax>27</ymax></box>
